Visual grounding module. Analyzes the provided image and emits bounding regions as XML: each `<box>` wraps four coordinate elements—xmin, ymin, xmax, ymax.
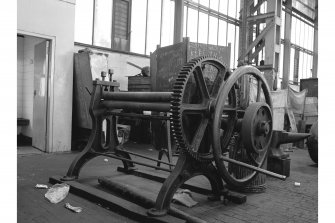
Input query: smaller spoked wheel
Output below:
<box><xmin>212</xmin><ymin>66</ymin><xmax>273</xmax><ymax>188</ymax></box>
<box><xmin>242</xmin><ymin>102</ymin><xmax>272</xmax><ymax>166</ymax></box>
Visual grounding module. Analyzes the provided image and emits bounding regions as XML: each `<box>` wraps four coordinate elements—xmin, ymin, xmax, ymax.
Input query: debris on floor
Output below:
<box><xmin>172</xmin><ymin>189</ymin><xmax>198</xmax><ymax>208</ymax></box>
<box><xmin>294</xmin><ymin>182</ymin><xmax>301</xmax><ymax>187</ymax></box>
<box><xmin>45</xmin><ymin>183</ymin><xmax>70</xmax><ymax>204</ymax></box>
<box><xmin>65</xmin><ymin>203</ymin><xmax>83</xmax><ymax>213</ymax></box>
<box><xmin>104</xmin><ymin>158</ymin><xmax>109</xmax><ymax>162</ymax></box>
<box><xmin>35</xmin><ymin>184</ymin><xmax>48</xmax><ymax>189</ymax></box>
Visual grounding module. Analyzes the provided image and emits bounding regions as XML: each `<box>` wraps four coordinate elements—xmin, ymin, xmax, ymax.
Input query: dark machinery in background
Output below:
<box><xmin>306</xmin><ymin>121</ymin><xmax>318</xmax><ymax>163</ymax></box>
<box><xmin>54</xmin><ymin>56</ymin><xmax>310</xmax><ymax>222</ymax></box>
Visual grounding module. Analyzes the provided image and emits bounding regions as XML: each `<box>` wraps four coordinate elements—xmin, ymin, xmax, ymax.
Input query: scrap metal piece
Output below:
<box><xmin>35</xmin><ymin>184</ymin><xmax>48</xmax><ymax>189</ymax></box>
<box><xmin>65</xmin><ymin>203</ymin><xmax>83</xmax><ymax>213</ymax></box>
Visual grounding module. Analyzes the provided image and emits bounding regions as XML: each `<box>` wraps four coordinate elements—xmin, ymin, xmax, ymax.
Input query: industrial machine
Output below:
<box><xmin>54</xmin><ymin>56</ymin><xmax>306</xmax><ymax>222</ymax></box>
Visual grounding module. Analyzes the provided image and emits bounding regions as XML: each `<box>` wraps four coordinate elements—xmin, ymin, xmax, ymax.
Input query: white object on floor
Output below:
<box><xmin>65</xmin><ymin>203</ymin><xmax>82</xmax><ymax>213</ymax></box>
<box><xmin>45</xmin><ymin>183</ymin><xmax>70</xmax><ymax>204</ymax></box>
<box><xmin>35</xmin><ymin>184</ymin><xmax>48</xmax><ymax>189</ymax></box>
<box><xmin>172</xmin><ymin>189</ymin><xmax>198</xmax><ymax>208</ymax></box>
<box><xmin>294</xmin><ymin>182</ymin><xmax>301</xmax><ymax>187</ymax></box>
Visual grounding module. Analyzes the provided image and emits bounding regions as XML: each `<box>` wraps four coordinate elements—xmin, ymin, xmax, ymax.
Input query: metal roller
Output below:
<box><xmin>101</xmin><ymin>101</ymin><xmax>171</xmax><ymax>112</ymax></box>
<box><xmin>102</xmin><ymin>91</ymin><xmax>172</xmax><ymax>102</ymax></box>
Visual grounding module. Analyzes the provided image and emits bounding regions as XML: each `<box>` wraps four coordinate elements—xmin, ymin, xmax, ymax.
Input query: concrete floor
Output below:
<box><xmin>17</xmin><ymin>143</ymin><xmax>317</xmax><ymax>223</ymax></box>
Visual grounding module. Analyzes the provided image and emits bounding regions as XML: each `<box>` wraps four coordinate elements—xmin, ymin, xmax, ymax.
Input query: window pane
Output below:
<box><xmin>198</xmin><ymin>12</ymin><xmax>208</xmax><ymax>44</ymax></box>
<box><xmin>218</xmin><ymin>19</ymin><xmax>227</xmax><ymax>46</ymax></box>
<box><xmin>227</xmin><ymin>23</ymin><xmax>235</xmax><ymax>67</ymax></box>
<box><xmin>210</xmin><ymin>0</ymin><xmax>219</xmax><ymax>11</ymax></box>
<box><xmin>130</xmin><ymin>0</ymin><xmax>146</xmax><ymax>54</ymax></box>
<box><xmin>308</xmin><ymin>25</ymin><xmax>312</xmax><ymax>51</ymax></box>
<box><xmin>146</xmin><ymin>0</ymin><xmax>162</xmax><ymax>54</ymax></box>
<box><xmin>310</xmin><ymin>27</ymin><xmax>314</xmax><ymax>51</ymax></box>
<box><xmin>93</xmin><ymin>0</ymin><xmax>112</xmax><ymax>48</ymax></box>
<box><xmin>302</xmin><ymin>22</ymin><xmax>306</xmax><ymax>49</ymax></box>
<box><xmin>208</xmin><ymin>16</ymin><xmax>218</xmax><ymax>45</ymax></box>
<box><xmin>279</xmin><ymin>43</ymin><xmax>284</xmax><ymax>79</ymax></box>
<box><xmin>289</xmin><ymin>48</ymin><xmax>294</xmax><ymax>81</ymax></box>
<box><xmin>228</xmin><ymin>0</ymin><xmax>237</xmax><ymax>18</ymax></box>
<box><xmin>199</xmin><ymin>0</ymin><xmax>209</xmax><ymax>7</ymax></box>
<box><xmin>233</xmin><ymin>26</ymin><xmax>239</xmax><ymax>68</ymax></box>
<box><xmin>74</xmin><ymin>0</ymin><xmax>94</xmax><ymax>44</ymax></box>
<box><xmin>281</xmin><ymin>11</ymin><xmax>285</xmax><ymax>40</ymax></box>
<box><xmin>291</xmin><ymin>17</ymin><xmax>296</xmax><ymax>45</ymax></box>
<box><xmin>187</xmin><ymin>8</ymin><xmax>198</xmax><ymax>42</ymax></box>
<box><xmin>183</xmin><ymin>5</ymin><xmax>187</xmax><ymax>37</ymax></box>
<box><xmin>219</xmin><ymin>0</ymin><xmax>228</xmax><ymax>14</ymax></box>
<box><xmin>161</xmin><ymin>0</ymin><xmax>174</xmax><ymax>47</ymax></box>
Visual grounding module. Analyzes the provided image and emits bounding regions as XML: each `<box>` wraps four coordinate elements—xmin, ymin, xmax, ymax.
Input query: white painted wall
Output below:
<box><xmin>74</xmin><ymin>45</ymin><xmax>150</xmax><ymax>91</ymax></box>
<box><xmin>18</xmin><ymin>0</ymin><xmax>75</xmax><ymax>152</ymax></box>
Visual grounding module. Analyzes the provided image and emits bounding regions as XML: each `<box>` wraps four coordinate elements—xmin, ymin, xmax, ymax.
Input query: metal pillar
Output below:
<box><xmin>312</xmin><ymin>1</ymin><xmax>318</xmax><ymax>78</ymax></box>
<box><xmin>282</xmin><ymin>0</ymin><xmax>292</xmax><ymax>89</ymax></box>
<box><xmin>238</xmin><ymin>0</ymin><xmax>282</xmax><ymax>90</ymax></box>
<box><xmin>174</xmin><ymin>0</ymin><xmax>184</xmax><ymax>44</ymax></box>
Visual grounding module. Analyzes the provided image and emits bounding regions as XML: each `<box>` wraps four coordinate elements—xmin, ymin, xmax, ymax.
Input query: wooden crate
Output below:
<box><xmin>127</xmin><ymin>76</ymin><xmax>151</xmax><ymax>92</ymax></box>
<box><xmin>300</xmin><ymin>78</ymin><xmax>318</xmax><ymax>98</ymax></box>
<box><xmin>150</xmin><ymin>37</ymin><xmax>231</xmax><ymax>92</ymax></box>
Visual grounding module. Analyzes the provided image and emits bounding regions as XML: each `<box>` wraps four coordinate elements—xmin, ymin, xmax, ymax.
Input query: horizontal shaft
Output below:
<box><xmin>114</xmin><ymin>149</ymin><xmax>174</xmax><ymax>166</ymax></box>
<box><xmin>220</xmin><ymin>155</ymin><xmax>286</xmax><ymax>180</ymax></box>
<box><xmin>93</xmin><ymin>152</ymin><xmax>172</xmax><ymax>172</ymax></box>
<box><xmin>102</xmin><ymin>91</ymin><xmax>172</xmax><ymax>102</ymax></box>
<box><xmin>101</xmin><ymin>101</ymin><xmax>171</xmax><ymax>112</ymax></box>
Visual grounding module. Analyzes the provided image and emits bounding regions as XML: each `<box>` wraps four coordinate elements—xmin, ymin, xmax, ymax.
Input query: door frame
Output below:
<box><xmin>17</xmin><ymin>29</ymin><xmax>55</xmax><ymax>153</ymax></box>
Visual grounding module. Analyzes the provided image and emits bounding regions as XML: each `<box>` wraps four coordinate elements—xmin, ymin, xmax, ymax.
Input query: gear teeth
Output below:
<box><xmin>170</xmin><ymin>56</ymin><xmax>227</xmax><ymax>162</ymax></box>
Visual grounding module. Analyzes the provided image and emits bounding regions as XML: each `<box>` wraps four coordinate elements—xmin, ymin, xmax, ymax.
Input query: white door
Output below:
<box><xmin>32</xmin><ymin>41</ymin><xmax>49</xmax><ymax>151</ymax></box>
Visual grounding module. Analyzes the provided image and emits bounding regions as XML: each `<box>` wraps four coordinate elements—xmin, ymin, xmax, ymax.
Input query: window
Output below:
<box><xmin>113</xmin><ymin>0</ymin><xmax>131</xmax><ymax>51</ymax></box>
<box><xmin>93</xmin><ymin>0</ymin><xmax>112</xmax><ymax>48</ymax></box>
<box><xmin>74</xmin><ymin>0</ymin><xmax>94</xmax><ymax>45</ymax></box>
<box><xmin>74</xmin><ymin>0</ymin><xmax>131</xmax><ymax>51</ymax></box>
<box><xmin>183</xmin><ymin>0</ymin><xmax>241</xmax><ymax>68</ymax></box>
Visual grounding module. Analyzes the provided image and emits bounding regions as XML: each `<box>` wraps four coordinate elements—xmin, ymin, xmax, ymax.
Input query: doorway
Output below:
<box><xmin>17</xmin><ymin>34</ymin><xmax>51</xmax><ymax>153</ymax></box>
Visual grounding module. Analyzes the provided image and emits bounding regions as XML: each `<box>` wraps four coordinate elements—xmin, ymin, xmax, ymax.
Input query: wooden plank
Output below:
<box><xmin>49</xmin><ymin>176</ymin><xmax>184</xmax><ymax>223</ymax></box>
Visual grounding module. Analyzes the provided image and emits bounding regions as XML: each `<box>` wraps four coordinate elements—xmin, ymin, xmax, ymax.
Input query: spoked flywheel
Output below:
<box><xmin>170</xmin><ymin>56</ymin><xmax>232</xmax><ymax>161</ymax></box>
<box><xmin>212</xmin><ymin>65</ymin><xmax>273</xmax><ymax>188</ymax></box>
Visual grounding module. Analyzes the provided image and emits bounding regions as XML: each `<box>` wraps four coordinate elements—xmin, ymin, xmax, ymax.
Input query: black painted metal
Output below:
<box><xmin>113</xmin><ymin>149</ymin><xmax>174</xmax><ymax>167</ymax></box>
<box><xmin>220</xmin><ymin>156</ymin><xmax>286</xmax><ymax>180</ymax></box>
<box><xmin>102</xmin><ymin>101</ymin><xmax>171</xmax><ymax>112</ymax></box>
<box><xmin>102</xmin><ymin>91</ymin><xmax>172</xmax><ymax>102</ymax></box>
<box><xmin>98</xmin><ymin>177</ymin><xmax>207</xmax><ymax>223</ymax></box>
<box><xmin>62</xmin><ymin>57</ymin><xmax>288</xmax><ymax>220</ymax></box>
<box><xmin>93</xmin><ymin>151</ymin><xmax>172</xmax><ymax>172</ymax></box>
<box><xmin>242</xmin><ymin>102</ymin><xmax>273</xmax><ymax>166</ymax></box>
<box><xmin>212</xmin><ymin>65</ymin><xmax>273</xmax><ymax>188</ymax></box>
<box><xmin>148</xmin><ymin>152</ymin><xmax>223</xmax><ymax>217</ymax></box>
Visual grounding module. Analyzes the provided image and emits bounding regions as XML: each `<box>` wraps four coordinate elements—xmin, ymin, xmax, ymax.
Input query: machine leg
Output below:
<box><xmin>148</xmin><ymin>152</ymin><xmax>223</xmax><ymax>217</ymax></box>
<box><xmin>62</xmin><ymin>151</ymin><xmax>97</xmax><ymax>181</ymax></box>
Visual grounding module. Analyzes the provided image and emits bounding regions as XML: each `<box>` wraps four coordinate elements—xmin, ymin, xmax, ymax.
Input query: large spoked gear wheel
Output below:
<box><xmin>212</xmin><ymin>65</ymin><xmax>273</xmax><ymax>188</ymax></box>
<box><xmin>170</xmin><ymin>56</ymin><xmax>231</xmax><ymax>161</ymax></box>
